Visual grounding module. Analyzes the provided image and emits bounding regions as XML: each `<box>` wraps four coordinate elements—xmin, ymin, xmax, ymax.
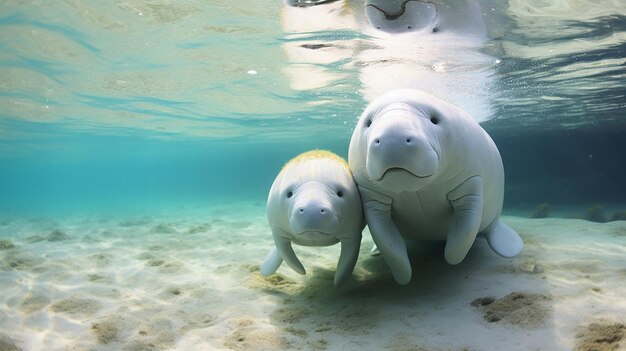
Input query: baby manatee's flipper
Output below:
<box><xmin>273</xmin><ymin>228</ymin><xmax>306</xmax><ymax>275</ymax></box>
<box><xmin>260</xmin><ymin>247</ymin><xmax>283</xmax><ymax>276</ymax></box>
<box><xmin>333</xmin><ymin>232</ymin><xmax>362</xmax><ymax>287</ymax></box>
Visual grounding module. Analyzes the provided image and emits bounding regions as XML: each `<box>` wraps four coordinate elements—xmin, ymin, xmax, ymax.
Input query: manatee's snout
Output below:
<box><xmin>365</xmin><ymin>0</ymin><xmax>438</xmax><ymax>33</ymax></box>
<box><xmin>290</xmin><ymin>193</ymin><xmax>339</xmax><ymax>235</ymax></box>
<box><xmin>366</xmin><ymin>119</ymin><xmax>438</xmax><ymax>181</ymax></box>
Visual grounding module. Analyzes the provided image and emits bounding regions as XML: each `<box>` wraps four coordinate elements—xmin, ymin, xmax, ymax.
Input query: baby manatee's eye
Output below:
<box><xmin>336</xmin><ymin>190</ymin><xmax>344</xmax><ymax>198</ymax></box>
<box><xmin>430</xmin><ymin>115</ymin><xmax>440</xmax><ymax>125</ymax></box>
<box><xmin>286</xmin><ymin>191</ymin><xmax>293</xmax><ymax>199</ymax></box>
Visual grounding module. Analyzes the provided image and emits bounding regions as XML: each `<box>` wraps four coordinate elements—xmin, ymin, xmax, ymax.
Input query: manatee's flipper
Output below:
<box><xmin>445</xmin><ymin>176</ymin><xmax>483</xmax><ymax>265</ymax></box>
<box><xmin>482</xmin><ymin>220</ymin><xmax>523</xmax><ymax>258</ymax></box>
<box><xmin>360</xmin><ymin>186</ymin><xmax>411</xmax><ymax>285</ymax></box>
<box><xmin>370</xmin><ymin>243</ymin><xmax>380</xmax><ymax>256</ymax></box>
<box><xmin>260</xmin><ymin>247</ymin><xmax>283</xmax><ymax>276</ymax></box>
<box><xmin>273</xmin><ymin>229</ymin><xmax>306</xmax><ymax>275</ymax></box>
<box><xmin>334</xmin><ymin>233</ymin><xmax>362</xmax><ymax>287</ymax></box>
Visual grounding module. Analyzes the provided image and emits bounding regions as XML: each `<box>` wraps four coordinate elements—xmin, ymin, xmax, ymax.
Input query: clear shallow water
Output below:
<box><xmin>0</xmin><ymin>0</ymin><xmax>625</xmax><ymax>214</ymax></box>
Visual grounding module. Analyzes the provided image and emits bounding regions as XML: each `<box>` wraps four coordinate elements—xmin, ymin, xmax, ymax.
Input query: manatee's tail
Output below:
<box><xmin>481</xmin><ymin>219</ymin><xmax>524</xmax><ymax>258</ymax></box>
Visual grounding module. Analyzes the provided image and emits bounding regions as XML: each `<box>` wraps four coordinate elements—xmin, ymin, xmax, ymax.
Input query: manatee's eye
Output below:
<box><xmin>430</xmin><ymin>115</ymin><xmax>439</xmax><ymax>125</ymax></box>
<box><xmin>432</xmin><ymin>27</ymin><xmax>438</xmax><ymax>33</ymax></box>
<box><xmin>286</xmin><ymin>191</ymin><xmax>293</xmax><ymax>198</ymax></box>
<box><xmin>365</xmin><ymin>119</ymin><xmax>372</xmax><ymax>127</ymax></box>
<box><xmin>336</xmin><ymin>190</ymin><xmax>343</xmax><ymax>198</ymax></box>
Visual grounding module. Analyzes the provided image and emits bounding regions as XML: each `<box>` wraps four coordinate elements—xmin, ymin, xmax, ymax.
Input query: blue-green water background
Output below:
<box><xmin>0</xmin><ymin>1</ymin><xmax>624</xmax><ymax>216</ymax></box>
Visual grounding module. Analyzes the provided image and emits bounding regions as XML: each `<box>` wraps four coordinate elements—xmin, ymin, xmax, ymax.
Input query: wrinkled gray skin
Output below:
<box><xmin>349</xmin><ymin>89</ymin><xmax>523</xmax><ymax>285</ymax></box>
<box><xmin>261</xmin><ymin>152</ymin><xmax>365</xmax><ymax>287</ymax></box>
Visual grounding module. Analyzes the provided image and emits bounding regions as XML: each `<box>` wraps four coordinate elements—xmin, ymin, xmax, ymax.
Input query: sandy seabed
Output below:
<box><xmin>0</xmin><ymin>201</ymin><xmax>624</xmax><ymax>351</ymax></box>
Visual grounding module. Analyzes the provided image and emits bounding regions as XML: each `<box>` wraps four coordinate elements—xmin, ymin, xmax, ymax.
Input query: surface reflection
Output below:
<box><xmin>280</xmin><ymin>0</ymin><xmax>509</xmax><ymax>121</ymax></box>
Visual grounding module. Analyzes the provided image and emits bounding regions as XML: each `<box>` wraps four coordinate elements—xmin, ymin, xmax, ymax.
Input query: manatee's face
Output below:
<box><xmin>354</xmin><ymin>102</ymin><xmax>443</xmax><ymax>193</ymax></box>
<box><xmin>268</xmin><ymin>158</ymin><xmax>362</xmax><ymax>246</ymax></box>
<box><xmin>364</xmin><ymin>0</ymin><xmax>439</xmax><ymax>33</ymax></box>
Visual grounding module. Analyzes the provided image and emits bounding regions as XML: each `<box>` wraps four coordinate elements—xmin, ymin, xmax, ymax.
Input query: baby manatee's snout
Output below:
<box><xmin>289</xmin><ymin>194</ymin><xmax>339</xmax><ymax>235</ymax></box>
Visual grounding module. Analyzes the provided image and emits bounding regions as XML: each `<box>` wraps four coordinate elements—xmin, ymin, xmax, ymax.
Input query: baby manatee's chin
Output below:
<box><xmin>294</xmin><ymin>229</ymin><xmax>332</xmax><ymax>236</ymax></box>
<box><xmin>291</xmin><ymin>231</ymin><xmax>338</xmax><ymax>246</ymax></box>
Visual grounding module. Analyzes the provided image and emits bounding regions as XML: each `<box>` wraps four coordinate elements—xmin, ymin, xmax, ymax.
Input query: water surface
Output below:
<box><xmin>0</xmin><ymin>0</ymin><xmax>624</xmax><ymax>213</ymax></box>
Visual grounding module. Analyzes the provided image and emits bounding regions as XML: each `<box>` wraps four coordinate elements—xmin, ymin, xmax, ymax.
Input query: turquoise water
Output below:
<box><xmin>1</xmin><ymin>1</ymin><xmax>625</xmax><ymax>215</ymax></box>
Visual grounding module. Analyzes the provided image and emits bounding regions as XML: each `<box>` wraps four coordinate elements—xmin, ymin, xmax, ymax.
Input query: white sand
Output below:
<box><xmin>0</xmin><ymin>202</ymin><xmax>624</xmax><ymax>351</ymax></box>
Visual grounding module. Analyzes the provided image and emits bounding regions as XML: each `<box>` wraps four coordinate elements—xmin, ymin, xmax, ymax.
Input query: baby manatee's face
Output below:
<box><xmin>359</xmin><ymin>102</ymin><xmax>442</xmax><ymax>193</ymax></box>
<box><xmin>268</xmin><ymin>157</ymin><xmax>362</xmax><ymax>247</ymax></box>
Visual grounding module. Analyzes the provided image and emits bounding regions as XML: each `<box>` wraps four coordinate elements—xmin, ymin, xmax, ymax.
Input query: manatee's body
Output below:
<box><xmin>348</xmin><ymin>89</ymin><xmax>523</xmax><ymax>284</ymax></box>
<box><xmin>261</xmin><ymin>150</ymin><xmax>364</xmax><ymax>287</ymax></box>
